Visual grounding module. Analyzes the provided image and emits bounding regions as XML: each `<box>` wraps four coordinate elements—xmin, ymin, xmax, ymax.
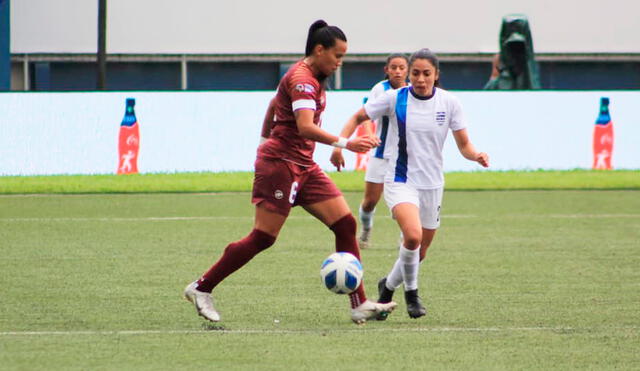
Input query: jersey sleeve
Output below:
<box><xmin>449</xmin><ymin>95</ymin><xmax>467</xmax><ymax>132</ymax></box>
<box><xmin>367</xmin><ymin>82</ymin><xmax>384</xmax><ymax>101</ymax></box>
<box><xmin>287</xmin><ymin>75</ymin><xmax>319</xmax><ymax>112</ymax></box>
<box><xmin>364</xmin><ymin>89</ymin><xmax>393</xmax><ymax>121</ymax></box>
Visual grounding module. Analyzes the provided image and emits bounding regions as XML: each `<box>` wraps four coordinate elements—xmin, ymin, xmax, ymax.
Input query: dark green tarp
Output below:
<box><xmin>485</xmin><ymin>14</ymin><xmax>541</xmax><ymax>90</ymax></box>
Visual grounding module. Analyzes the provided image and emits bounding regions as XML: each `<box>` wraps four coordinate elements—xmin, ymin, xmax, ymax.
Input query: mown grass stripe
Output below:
<box><xmin>1</xmin><ymin>170</ymin><xmax>638</xmax><ymax>194</ymax></box>
<box><xmin>3</xmin><ymin>214</ymin><xmax>639</xmax><ymax>223</ymax></box>
<box><xmin>2</xmin><ymin>326</ymin><xmax>638</xmax><ymax>336</ymax></box>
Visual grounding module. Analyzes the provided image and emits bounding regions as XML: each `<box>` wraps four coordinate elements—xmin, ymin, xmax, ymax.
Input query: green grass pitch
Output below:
<box><xmin>1</xmin><ymin>189</ymin><xmax>638</xmax><ymax>369</ymax></box>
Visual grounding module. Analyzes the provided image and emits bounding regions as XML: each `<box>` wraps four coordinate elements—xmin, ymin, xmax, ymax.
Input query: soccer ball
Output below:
<box><xmin>320</xmin><ymin>252</ymin><xmax>363</xmax><ymax>294</ymax></box>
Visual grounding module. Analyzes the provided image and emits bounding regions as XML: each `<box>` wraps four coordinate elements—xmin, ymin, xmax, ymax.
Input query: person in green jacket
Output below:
<box><xmin>485</xmin><ymin>14</ymin><xmax>541</xmax><ymax>90</ymax></box>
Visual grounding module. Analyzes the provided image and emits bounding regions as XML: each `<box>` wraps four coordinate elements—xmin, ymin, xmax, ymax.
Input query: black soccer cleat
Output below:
<box><xmin>377</xmin><ymin>277</ymin><xmax>395</xmax><ymax>303</ymax></box>
<box><xmin>404</xmin><ymin>289</ymin><xmax>427</xmax><ymax>319</ymax></box>
<box><xmin>376</xmin><ymin>277</ymin><xmax>395</xmax><ymax>321</ymax></box>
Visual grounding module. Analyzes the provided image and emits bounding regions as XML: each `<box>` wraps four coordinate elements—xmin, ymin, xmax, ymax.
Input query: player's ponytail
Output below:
<box><xmin>409</xmin><ymin>48</ymin><xmax>441</xmax><ymax>87</ymax></box>
<box><xmin>305</xmin><ymin>20</ymin><xmax>347</xmax><ymax>56</ymax></box>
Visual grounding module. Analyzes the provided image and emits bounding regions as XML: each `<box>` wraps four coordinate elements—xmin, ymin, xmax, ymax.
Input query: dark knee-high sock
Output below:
<box><xmin>196</xmin><ymin>229</ymin><xmax>275</xmax><ymax>293</ymax></box>
<box><xmin>330</xmin><ymin>214</ymin><xmax>367</xmax><ymax>308</ymax></box>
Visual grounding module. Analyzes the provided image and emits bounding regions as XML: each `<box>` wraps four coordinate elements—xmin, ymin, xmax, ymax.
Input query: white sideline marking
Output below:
<box><xmin>0</xmin><ymin>215</ymin><xmax>477</xmax><ymax>222</ymax></box>
<box><xmin>1</xmin><ymin>326</ymin><xmax>637</xmax><ymax>336</ymax></box>
<box><xmin>0</xmin><ymin>192</ymin><xmax>245</xmax><ymax>198</ymax></box>
<box><xmin>550</xmin><ymin>214</ymin><xmax>640</xmax><ymax>218</ymax></box>
<box><xmin>1</xmin><ymin>214</ymin><xmax>639</xmax><ymax>222</ymax></box>
<box><xmin>0</xmin><ymin>216</ymin><xmax>252</xmax><ymax>222</ymax></box>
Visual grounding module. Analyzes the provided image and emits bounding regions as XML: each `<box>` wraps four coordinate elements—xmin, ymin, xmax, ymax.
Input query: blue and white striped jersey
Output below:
<box><xmin>366</xmin><ymin>80</ymin><xmax>393</xmax><ymax>159</ymax></box>
<box><xmin>364</xmin><ymin>86</ymin><xmax>466</xmax><ymax>189</ymax></box>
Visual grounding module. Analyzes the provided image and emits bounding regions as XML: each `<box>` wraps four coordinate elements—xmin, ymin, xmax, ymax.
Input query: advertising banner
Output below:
<box><xmin>0</xmin><ymin>91</ymin><xmax>638</xmax><ymax>175</ymax></box>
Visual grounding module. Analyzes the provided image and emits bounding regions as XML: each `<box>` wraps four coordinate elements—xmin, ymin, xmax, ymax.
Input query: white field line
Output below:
<box><xmin>0</xmin><ymin>215</ymin><xmax>477</xmax><ymax>222</ymax></box>
<box><xmin>0</xmin><ymin>192</ymin><xmax>246</xmax><ymax>198</ymax></box>
<box><xmin>549</xmin><ymin>214</ymin><xmax>640</xmax><ymax>218</ymax></box>
<box><xmin>1</xmin><ymin>214</ymin><xmax>640</xmax><ymax>222</ymax></box>
<box><xmin>1</xmin><ymin>326</ymin><xmax>638</xmax><ymax>337</ymax></box>
<box><xmin>0</xmin><ymin>216</ymin><xmax>255</xmax><ymax>222</ymax></box>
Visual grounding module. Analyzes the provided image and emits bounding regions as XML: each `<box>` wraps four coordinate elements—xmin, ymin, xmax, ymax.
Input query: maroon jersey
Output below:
<box><xmin>258</xmin><ymin>60</ymin><xmax>326</xmax><ymax>166</ymax></box>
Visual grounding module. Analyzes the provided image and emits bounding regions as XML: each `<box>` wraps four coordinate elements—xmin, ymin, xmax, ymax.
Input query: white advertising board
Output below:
<box><xmin>0</xmin><ymin>91</ymin><xmax>638</xmax><ymax>176</ymax></box>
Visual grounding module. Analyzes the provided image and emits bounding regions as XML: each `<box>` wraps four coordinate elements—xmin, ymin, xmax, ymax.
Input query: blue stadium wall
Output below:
<box><xmin>23</xmin><ymin>60</ymin><xmax>640</xmax><ymax>91</ymax></box>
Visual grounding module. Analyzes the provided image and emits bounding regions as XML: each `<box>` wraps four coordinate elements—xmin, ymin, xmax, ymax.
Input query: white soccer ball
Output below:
<box><xmin>320</xmin><ymin>252</ymin><xmax>363</xmax><ymax>294</ymax></box>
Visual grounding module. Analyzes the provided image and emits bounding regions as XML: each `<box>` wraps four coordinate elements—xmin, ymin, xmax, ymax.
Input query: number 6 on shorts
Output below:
<box><xmin>289</xmin><ymin>181</ymin><xmax>299</xmax><ymax>204</ymax></box>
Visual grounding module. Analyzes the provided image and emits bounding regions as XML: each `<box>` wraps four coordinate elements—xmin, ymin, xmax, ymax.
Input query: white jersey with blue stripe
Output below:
<box><xmin>364</xmin><ymin>86</ymin><xmax>467</xmax><ymax>189</ymax></box>
<box><xmin>365</xmin><ymin>80</ymin><xmax>393</xmax><ymax>159</ymax></box>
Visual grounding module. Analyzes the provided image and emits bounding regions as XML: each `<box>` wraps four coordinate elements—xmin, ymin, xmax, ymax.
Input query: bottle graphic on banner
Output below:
<box><xmin>354</xmin><ymin>123</ymin><xmax>375</xmax><ymax>171</ymax></box>
<box><xmin>118</xmin><ymin>98</ymin><xmax>140</xmax><ymax>174</ymax></box>
<box><xmin>592</xmin><ymin>97</ymin><xmax>613</xmax><ymax>170</ymax></box>
<box><xmin>355</xmin><ymin>97</ymin><xmax>375</xmax><ymax>171</ymax></box>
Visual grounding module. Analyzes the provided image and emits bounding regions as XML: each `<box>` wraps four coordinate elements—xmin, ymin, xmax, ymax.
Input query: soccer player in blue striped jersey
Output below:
<box><xmin>332</xmin><ymin>54</ymin><xmax>409</xmax><ymax>249</ymax></box>
<box><xmin>332</xmin><ymin>48</ymin><xmax>489</xmax><ymax>319</ymax></box>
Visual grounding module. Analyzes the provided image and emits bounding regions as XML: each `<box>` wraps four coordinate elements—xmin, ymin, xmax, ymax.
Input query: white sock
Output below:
<box><xmin>385</xmin><ymin>258</ymin><xmax>403</xmax><ymax>290</ymax></box>
<box><xmin>359</xmin><ymin>205</ymin><xmax>375</xmax><ymax>230</ymax></box>
<box><xmin>400</xmin><ymin>245</ymin><xmax>420</xmax><ymax>291</ymax></box>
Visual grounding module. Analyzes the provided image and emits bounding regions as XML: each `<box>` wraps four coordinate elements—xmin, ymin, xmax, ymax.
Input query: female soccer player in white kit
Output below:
<box><xmin>332</xmin><ymin>54</ymin><xmax>409</xmax><ymax>249</ymax></box>
<box><xmin>332</xmin><ymin>48</ymin><xmax>489</xmax><ymax>318</ymax></box>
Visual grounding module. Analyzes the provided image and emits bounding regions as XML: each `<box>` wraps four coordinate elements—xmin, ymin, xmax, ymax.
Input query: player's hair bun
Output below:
<box><xmin>305</xmin><ymin>20</ymin><xmax>346</xmax><ymax>56</ymax></box>
<box><xmin>309</xmin><ymin>20</ymin><xmax>328</xmax><ymax>33</ymax></box>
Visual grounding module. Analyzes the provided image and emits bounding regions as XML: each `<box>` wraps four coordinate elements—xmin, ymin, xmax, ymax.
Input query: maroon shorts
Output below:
<box><xmin>252</xmin><ymin>157</ymin><xmax>342</xmax><ymax>217</ymax></box>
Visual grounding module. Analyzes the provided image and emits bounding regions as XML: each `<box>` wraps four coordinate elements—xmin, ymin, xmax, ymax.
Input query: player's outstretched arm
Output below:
<box><xmin>453</xmin><ymin>128</ymin><xmax>489</xmax><ymax>168</ymax></box>
<box><xmin>330</xmin><ymin>108</ymin><xmax>380</xmax><ymax>171</ymax></box>
<box><xmin>295</xmin><ymin>109</ymin><xmax>379</xmax><ymax>155</ymax></box>
<box><xmin>338</xmin><ymin>107</ymin><xmax>376</xmax><ymax>142</ymax></box>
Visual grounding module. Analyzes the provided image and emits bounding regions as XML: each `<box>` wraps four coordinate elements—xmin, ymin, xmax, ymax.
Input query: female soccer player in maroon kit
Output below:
<box><xmin>184</xmin><ymin>20</ymin><xmax>397</xmax><ymax>324</ymax></box>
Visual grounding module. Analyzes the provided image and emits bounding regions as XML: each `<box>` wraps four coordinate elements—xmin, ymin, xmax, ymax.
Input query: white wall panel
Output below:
<box><xmin>0</xmin><ymin>91</ymin><xmax>638</xmax><ymax>176</ymax></box>
<box><xmin>11</xmin><ymin>0</ymin><xmax>640</xmax><ymax>54</ymax></box>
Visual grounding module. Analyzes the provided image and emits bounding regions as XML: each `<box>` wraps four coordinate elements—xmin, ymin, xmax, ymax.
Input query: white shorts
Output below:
<box><xmin>364</xmin><ymin>157</ymin><xmax>388</xmax><ymax>184</ymax></box>
<box><xmin>383</xmin><ymin>182</ymin><xmax>444</xmax><ymax>229</ymax></box>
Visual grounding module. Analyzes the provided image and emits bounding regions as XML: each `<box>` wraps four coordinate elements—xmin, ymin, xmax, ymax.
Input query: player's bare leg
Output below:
<box><xmin>185</xmin><ymin>204</ymin><xmax>286</xmax><ymax>322</ymax></box>
<box><xmin>304</xmin><ymin>196</ymin><xmax>397</xmax><ymax>323</ymax></box>
<box><xmin>419</xmin><ymin>228</ymin><xmax>436</xmax><ymax>262</ymax></box>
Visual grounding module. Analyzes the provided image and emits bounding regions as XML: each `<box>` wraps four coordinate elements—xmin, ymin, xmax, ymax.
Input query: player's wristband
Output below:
<box><xmin>259</xmin><ymin>136</ymin><xmax>268</xmax><ymax>144</ymax></box>
<box><xmin>331</xmin><ymin>137</ymin><xmax>349</xmax><ymax>148</ymax></box>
